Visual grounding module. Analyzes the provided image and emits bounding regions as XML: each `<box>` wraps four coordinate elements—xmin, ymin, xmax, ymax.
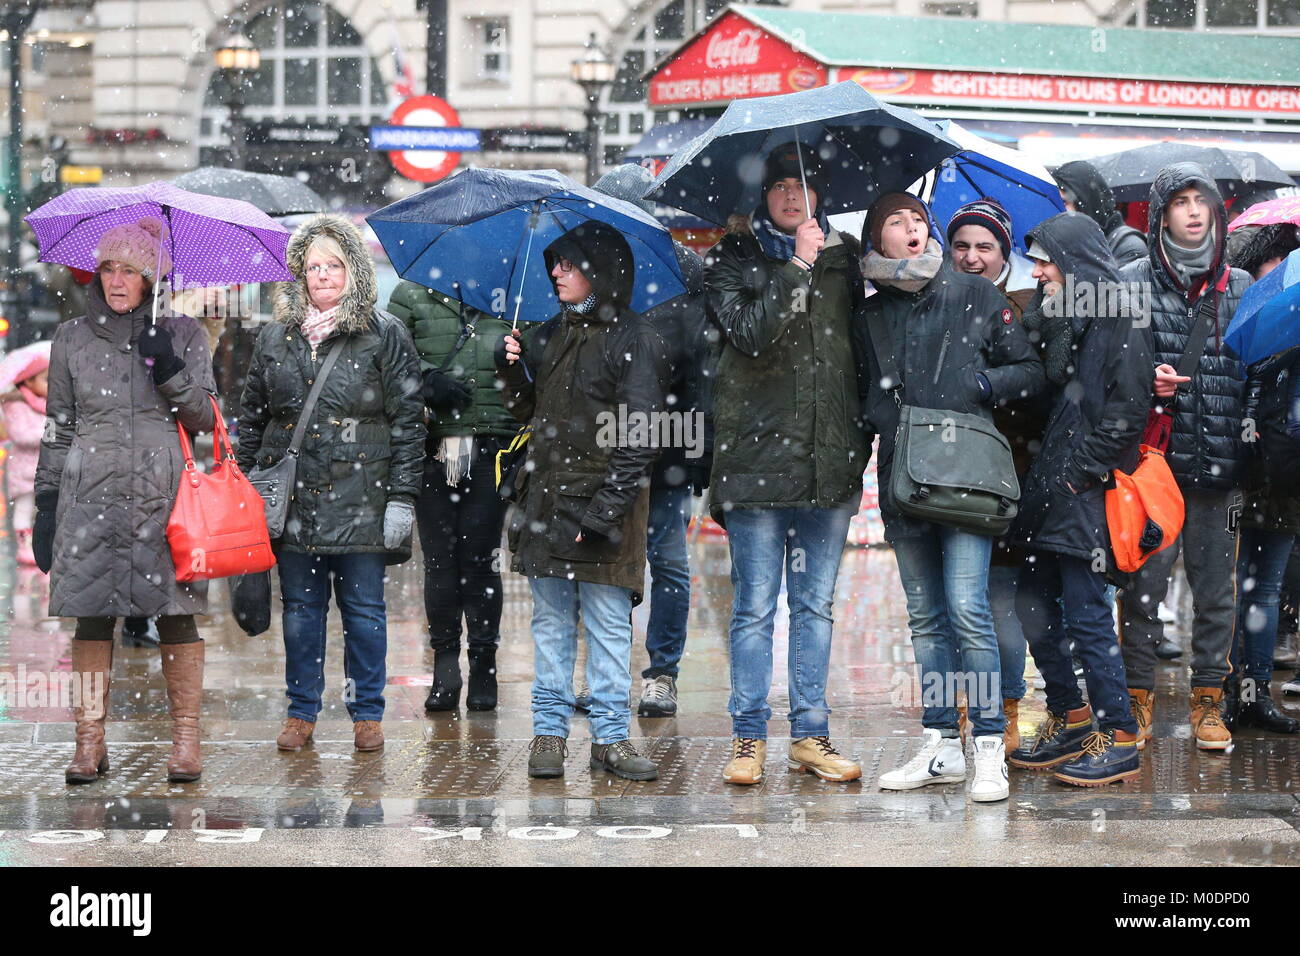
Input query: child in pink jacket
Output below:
<box><xmin>0</xmin><ymin>341</ymin><xmax>52</xmax><ymax>566</ymax></box>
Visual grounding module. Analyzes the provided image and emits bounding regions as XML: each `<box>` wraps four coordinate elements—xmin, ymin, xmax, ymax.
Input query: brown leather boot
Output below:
<box><xmin>1190</xmin><ymin>686</ymin><xmax>1232</xmax><ymax>751</ymax></box>
<box><xmin>161</xmin><ymin>641</ymin><xmax>204</xmax><ymax>782</ymax></box>
<box><xmin>1003</xmin><ymin>698</ymin><xmax>1021</xmax><ymax>753</ymax></box>
<box><xmin>65</xmin><ymin>639</ymin><xmax>113</xmax><ymax>784</ymax></box>
<box><xmin>276</xmin><ymin>718</ymin><xmax>315</xmax><ymax>751</ymax></box>
<box><xmin>1129</xmin><ymin>688</ymin><xmax>1153</xmax><ymax>750</ymax></box>
<box><xmin>354</xmin><ymin>720</ymin><xmax>384</xmax><ymax>751</ymax></box>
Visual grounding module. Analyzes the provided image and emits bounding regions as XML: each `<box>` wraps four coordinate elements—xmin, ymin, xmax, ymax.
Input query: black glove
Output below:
<box><xmin>33</xmin><ymin>495</ymin><xmax>56</xmax><ymax>573</ymax></box>
<box><xmin>422</xmin><ymin>368</ymin><xmax>473</xmax><ymax>412</ymax></box>
<box><xmin>136</xmin><ymin>325</ymin><xmax>185</xmax><ymax>385</ymax></box>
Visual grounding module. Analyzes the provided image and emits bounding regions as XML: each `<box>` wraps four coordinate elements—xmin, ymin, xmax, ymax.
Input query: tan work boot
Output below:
<box><xmin>162</xmin><ymin>641</ymin><xmax>204</xmax><ymax>782</ymax></box>
<box><xmin>1129</xmin><ymin>688</ymin><xmax>1153</xmax><ymax>750</ymax></box>
<box><xmin>1003</xmin><ymin>698</ymin><xmax>1021</xmax><ymax>753</ymax></box>
<box><xmin>276</xmin><ymin>717</ymin><xmax>316</xmax><ymax>752</ymax></box>
<box><xmin>722</xmin><ymin>737</ymin><xmax>766</xmax><ymax>785</ymax></box>
<box><xmin>65</xmin><ymin>639</ymin><xmax>113</xmax><ymax>784</ymax></box>
<box><xmin>354</xmin><ymin>720</ymin><xmax>384</xmax><ymax>751</ymax></box>
<box><xmin>788</xmin><ymin>736</ymin><xmax>862</xmax><ymax>782</ymax></box>
<box><xmin>1190</xmin><ymin>687</ymin><xmax>1232</xmax><ymax>751</ymax></box>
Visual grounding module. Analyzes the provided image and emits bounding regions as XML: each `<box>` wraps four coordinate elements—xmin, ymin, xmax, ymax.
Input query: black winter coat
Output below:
<box><xmin>1053</xmin><ymin>160</ymin><xmax>1147</xmax><ymax>268</ymax></box>
<box><xmin>236</xmin><ymin>215</ymin><xmax>426</xmax><ymax>563</ymax></box>
<box><xmin>853</xmin><ymin>266</ymin><xmax>1047</xmax><ymax>541</ymax></box>
<box><xmin>1241</xmin><ymin>348</ymin><xmax>1300</xmax><ymax>535</ymax></box>
<box><xmin>497</xmin><ymin>221</ymin><xmax>671</xmax><ymax>598</ymax></box>
<box><xmin>1119</xmin><ymin>163</ymin><xmax>1252</xmax><ymax>492</ymax></box>
<box><xmin>1011</xmin><ymin>212</ymin><xmax>1155</xmax><ymax>562</ymax></box>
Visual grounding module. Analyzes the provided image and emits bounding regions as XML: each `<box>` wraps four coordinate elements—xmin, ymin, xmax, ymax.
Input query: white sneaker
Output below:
<box><xmin>969</xmin><ymin>736</ymin><xmax>1010</xmax><ymax>803</ymax></box>
<box><xmin>1281</xmin><ymin>672</ymin><xmax>1300</xmax><ymax>697</ymax></box>
<box><xmin>879</xmin><ymin>728</ymin><xmax>966</xmax><ymax>790</ymax></box>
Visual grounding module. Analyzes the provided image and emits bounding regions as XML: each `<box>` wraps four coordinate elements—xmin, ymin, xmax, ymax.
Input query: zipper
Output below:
<box><xmin>932</xmin><ymin>330</ymin><xmax>951</xmax><ymax>385</ymax></box>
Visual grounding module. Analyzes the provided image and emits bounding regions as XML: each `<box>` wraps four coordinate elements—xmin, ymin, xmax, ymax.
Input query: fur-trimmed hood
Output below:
<box><xmin>274</xmin><ymin>214</ymin><xmax>378</xmax><ymax>334</ymax></box>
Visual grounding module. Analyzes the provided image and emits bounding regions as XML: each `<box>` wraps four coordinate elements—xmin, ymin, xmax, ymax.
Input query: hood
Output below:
<box><xmin>543</xmin><ymin>220</ymin><xmax>635</xmax><ymax>314</ymax></box>
<box><xmin>1146</xmin><ymin>162</ymin><xmax>1228</xmax><ymax>293</ymax></box>
<box><xmin>1025</xmin><ymin>211</ymin><xmax>1122</xmax><ymax>334</ymax></box>
<box><xmin>1053</xmin><ymin>160</ymin><xmax>1126</xmax><ymax>236</ymax></box>
<box><xmin>593</xmin><ymin>163</ymin><xmax>657</xmax><ymax>215</ymax></box>
<box><xmin>274</xmin><ymin>213</ymin><xmax>378</xmax><ymax>334</ymax></box>
<box><xmin>1226</xmin><ymin>222</ymin><xmax>1300</xmax><ymax>278</ymax></box>
<box><xmin>0</xmin><ymin>340</ymin><xmax>51</xmax><ymax>393</ymax></box>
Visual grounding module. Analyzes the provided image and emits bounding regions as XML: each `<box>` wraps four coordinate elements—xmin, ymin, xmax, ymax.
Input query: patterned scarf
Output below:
<box><xmin>860</xmin><ymin>238</ymin><xmax>945</xmax><ymax>293</ymax></box>
<box><xmin>302</xmin><ymin>303</ymin><xmax>342</xmax><ymax>351</ymax></box>
<box><xmin>751</xmin><ymin>206</ymin><xmax>830</xmax><ymax>263</ymax></box>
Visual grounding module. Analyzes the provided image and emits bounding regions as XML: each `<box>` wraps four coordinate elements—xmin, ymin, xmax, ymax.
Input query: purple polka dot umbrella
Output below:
<box><xmin>24</xmin><ymin>180</ymin><xmax>294</xmax><ymax>290</ymax></box>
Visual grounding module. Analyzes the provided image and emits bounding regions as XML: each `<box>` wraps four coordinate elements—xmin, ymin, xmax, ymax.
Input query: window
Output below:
<box><xmin>1206</xmin><ymin>0</ymin><xmax>1258</xmax><ymax>25</ymax></box>
<box><xmin>466</xmin><ymin>17</ymin><xmax>509</xmax><ymax>84</ymax></box>
<box><xmin>924</xmin><ymin>1</ymin><xmax>979</xmax><ymax>16</ymax></box>
<box><xmin>1268</xmin><ymin>0</ymin><xmax>1300</xmax><ymax>25</ymax></box>
<box><xmin>1145</xmin><ymin>0</ymin><xmax>1197</xmax><ymax>26</ymax></box>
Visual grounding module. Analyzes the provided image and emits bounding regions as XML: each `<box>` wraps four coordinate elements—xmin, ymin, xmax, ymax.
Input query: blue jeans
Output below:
<box><xmin>278</xmin><ymin>551</ymin><xmax>389</xmax><ymax>723</ymax></box>
<box><xmin>725</xmin><ymin>503</ymin><xmax>854</xmax><ymax>740</ymax></box>
<box><xmin>529</xmin><ymin>575</ymin><xmax>635</xmax><ymax>744</ymax></box>
<box><xmin>1233</xmin><ymin>528</ymin><xmax>1295</xmax><ymax>684</ymax></box>
<box><xmin>1017</xmin><ymin>553</ymin><xmax>1136</xmax><ymax>733</ymax></box>
<box><xmin>892</xmin><ymin>528</ymin><xmax>1004</xmax><ymax>738</ymax></box>
<box><xmin>644</xmin><ymin>483</ymin><xmax>691</xmax><ymax>679</ymax></box>
<box><xmin>987</xmin><ymin>564</ymin><xmax>1027</xmax><ymax>700</ymax></box>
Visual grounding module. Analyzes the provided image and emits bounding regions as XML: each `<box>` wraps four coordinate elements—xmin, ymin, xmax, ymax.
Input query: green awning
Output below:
<box><xmin>727</xmin><ymin>4</ymin><xmax>1300</xmax><ymax>87</ymax></box>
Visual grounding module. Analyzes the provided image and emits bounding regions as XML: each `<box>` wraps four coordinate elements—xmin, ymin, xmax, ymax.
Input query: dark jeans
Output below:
<box><xmin>644</xmin><ymin>483</ymin><xmax>691</xmax><ymax>679</ymax></box>
<box><xmin>74</xmin><ymin>615</ymin><xmax>199</xmax><ymax>644</ymax></box>
<box><xmin>1232</xmin><ymin>528</ymin><xmax>1295</xmax><ymax>684</ymax></box>
<box><xmin>414</xmin><ymin>436</ymin><xmax>507</xmax><ymax>651</ymax></box>
<box><xmin>278</xmin><ymin>550</ymin><xmax>388</xmax><ymax>723</ymax></box>
<box><xmin>1018</xmin><ymin>553</ymin><xmax>1137</xmax><ymax>733</ymax></box>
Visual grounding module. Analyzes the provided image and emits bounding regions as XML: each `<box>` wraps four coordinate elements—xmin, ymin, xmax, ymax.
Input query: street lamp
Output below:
<box><xmin>213</xmin><ymin>32</ymin><xmax>261</xmax><ymax>171</ymax></box>
<box><xmin>570</xmin><ymin>33</ymin><xmax>615</xmax><ymax>186</ymax></box>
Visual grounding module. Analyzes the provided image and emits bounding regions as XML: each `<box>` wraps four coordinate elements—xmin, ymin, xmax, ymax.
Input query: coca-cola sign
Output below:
<box><xmin>705</xmin><ymin>27</ymin><xmax>764</xmax><ymax>70</ymax></box>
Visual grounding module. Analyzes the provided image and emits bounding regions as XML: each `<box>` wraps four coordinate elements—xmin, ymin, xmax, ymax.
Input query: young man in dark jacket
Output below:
<box><xmin>857</xmin><ymin>194</ymin><xmax>1045</xmax><ymax>803</ymax></box>
<box><xmin>705</xmin><ymin>142</ymin><xmax>869</xmax><ymax>786</ymax></box>
<box><xmin>1054</xmin><ymin>160</ymin><xmax>1148</xmax><ymax>268</ymax></box>
<box><xmin>1116</xmin><ymin>163</ymin><xmax>1252</xmax><ymax>752</ymax></box>
<box><xmin>1007</xmin><ymin>211</ymin><xmax>1153</xmax><ymax>786</ymax></box>
<box><xmin>496</xmin><ymin>221</ymin><xmax>671</xmax><ymax>781</ymax></box>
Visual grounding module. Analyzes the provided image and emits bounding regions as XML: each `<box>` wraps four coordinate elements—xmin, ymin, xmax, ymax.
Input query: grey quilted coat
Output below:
<box><xmin>36</xmin><ymin>280</ymin><xmax>217</xmax><ymax>617</ymax></box>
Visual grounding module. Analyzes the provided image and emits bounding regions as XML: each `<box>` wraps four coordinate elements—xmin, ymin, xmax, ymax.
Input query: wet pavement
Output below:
<box><xmin>1</xmin><ymin>536</ymin><xmax>1298</xmax><ymax>866</ymax></box>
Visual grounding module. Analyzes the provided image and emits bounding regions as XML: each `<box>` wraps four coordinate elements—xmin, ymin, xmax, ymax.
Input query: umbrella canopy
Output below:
<box><xmin>1225</xmin><ymin>247</ymin><xmax>1300</xmax><ymax>368</ymax></box>
<box><xmin>367</xmin><ymin>167</ymin><xmax>685</xmax><ymax>324</ymax></box>
<box><xmin>1086</xmin><ymin>142</ymin><xmax>1295</xmax><ymax>204</ymax></box>
<box><xmin>172</xmin><ymin>167</ymin><xmax>326</xmax><ymax>217</ymax></box>
<box><xmin>25</xmin><ymin>181</ymin><xmax>293</xmax><ymax>286</ymax></box>
<box><xmin>646</xmin><ymin>81</ymin><xmax>960</xmax><ymax>225</ymax></box>
<box><xmin>925</xmin><ymin>120</ymin><xmax>1065</xmax><ymax>255</ymax></box>
<box><xmin>1228</xmin><ymin>195</ymin><xmax>1300</xmax><ymax>233</ymax></box>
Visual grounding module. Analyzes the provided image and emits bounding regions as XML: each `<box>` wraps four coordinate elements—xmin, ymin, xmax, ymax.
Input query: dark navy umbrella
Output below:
<box><xmin>646</xmin><ymin>81</ymin><xmax>960</xmax><ymax>225</ymax></box>
<box><xmin>367</xmin><ymin>167</ymin><xmax>685</xmax><ymax>325</ymax></box>
<box><xmin>1087</xmin><ymin>143</ymin><xmax>1295</xmax><ymax>203</ymax></box>
<box><xmin>172</xmin><ymin>167</ymin><xmax>326</xmax><ymax>217</ymax></box>
<box><xmin>1225</xmin><ymin>248</ymin><xmax>1300</xmax><ymax>368</ymax></box>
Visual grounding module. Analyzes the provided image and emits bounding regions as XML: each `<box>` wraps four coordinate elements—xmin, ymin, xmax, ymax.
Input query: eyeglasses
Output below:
<box><xmin>98</xmin><ymin>263</ymin><xmax>141</xmax><ymax>280</ymax></box>
<box><xmin>554</xmin><ymin>258</ymin><xmax>575</xmax><ymax>274</ymax></box>
<box><xmin>307</xmin><ymin>262</ymin><xmax>345</xmax><ymax>277</ymax></box>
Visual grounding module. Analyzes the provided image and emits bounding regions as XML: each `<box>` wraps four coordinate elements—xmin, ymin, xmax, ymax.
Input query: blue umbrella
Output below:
<box><xmin>646</xmin><ymin>81</ymin><xmax>960</xmax><ymax>225</ymax></box>
<box><xmin>1225</xmin><ymin>248</ymin><xmax>1300</xmax><ymax>369</ymax></box>
<box><xmin>367</xmin><ymin>168</ymin><xmax>684</xmax><ymax>325</ymax></box>
<box><xmin>926</xmin><ymin>120</ymin><xmax>1065</xmax><ymax>256</ymax></box>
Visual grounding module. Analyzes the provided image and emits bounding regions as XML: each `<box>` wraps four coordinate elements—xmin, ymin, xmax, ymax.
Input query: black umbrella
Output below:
<box><xmin>1084</xmin><ymin>143</ymin><xmax>1295</xmax><ymax>203</ymax></box>
<box><xmin>172</xmin><ymin>167</ymin><xmax>327</xmax><ymax>217</ymax></box>
<box><xmin>646</xmin><ymin>81</ymin><xmax>959</xmax><ymax>225</ymax></box>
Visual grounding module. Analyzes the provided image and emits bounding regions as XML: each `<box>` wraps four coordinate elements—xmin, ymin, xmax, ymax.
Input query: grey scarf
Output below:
<box><xmin>860</xmin><ymin>238</ymin><xmax>945</xmax><ymax>293</ymax></box>
<box><xmin>1162</xmin><ymin>227</ymin><xmax>1215</xmax><ymax>287</ymax></box>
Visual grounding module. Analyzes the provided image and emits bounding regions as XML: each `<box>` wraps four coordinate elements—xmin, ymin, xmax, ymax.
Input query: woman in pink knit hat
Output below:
<box><xmin>0</xmin><ymin>340</ymin><xmax>51</xmax><ymax>565</ymax></box>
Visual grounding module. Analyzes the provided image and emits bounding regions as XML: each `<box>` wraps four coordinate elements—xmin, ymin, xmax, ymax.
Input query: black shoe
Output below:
<box><xmin>1237</xmin><ymin>680</ymin><xmax>1300</xmax><ymax>734</ymax></box>
<box><xmin>424</xmin><ymin>647</ymin><xmax>462</xmax><ymax>712</ymax></box>
<box><xmin>466</xmin><ymin>645</ymin><xmax>498</xmax><ymax>712</ymax></box>
<box><xmin>1155</xmin><ymin>637</ymin><xmax>1183</xmax><ymax>660</ymax></box>
<box><xmin>1053</xmin><ymin>730</ymin><xmax>1141</xmax><ymax>787</ymax></box>
<box><xmin>527</xmin><ymin>735</ymin><xmax>566</xmax><ymax>778</ymax></box>
<box><xmin>121</xmin><ymin>617</ymin><xmax>159</xmax><ymax>647</ymax></box>
<box><xmin>637</xmin><ymin>675</ymin><xmax>678</xmax><ymax>718</ymax></box>
<box><xmin>1008</xmin><ymin>708</ymin><xmax>1094</xmax><ymax>770</ymax></box>
<box><xmin>590</xmin><ymin>740</ymin><xmax>658</xmax><ymax>781</ymax></box>
<box><xmin>1222</xmin><ymin>678</ymin><xmax>1242</xmax><ymax>732</ymax></box>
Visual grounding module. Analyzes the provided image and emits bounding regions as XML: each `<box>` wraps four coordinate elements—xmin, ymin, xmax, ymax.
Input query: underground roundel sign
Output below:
<box><xmin>387</xmin><ymin>95</ymin><xmax>464</xmax><ymax>184</ymax></box>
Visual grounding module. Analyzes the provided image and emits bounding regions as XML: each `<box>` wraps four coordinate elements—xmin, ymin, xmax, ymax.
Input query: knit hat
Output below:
<box><xmin>94</xmin><ymin>216</ymin><xmax>171</xmax><ymax>280</ymax></box>
<box><xmin>864</xmin><ymin>192</ymin><xmax>929</xmax><ymax>252</ymax></box>
<box><xmin>762</xmin><ymin>142</ymin><xmax>827</xmax><ymax>201</ymax></box>
<box><xmin>946</xmin><ymin>197</ymin><xmax>1014</xmax><ymax>259</ymax></box>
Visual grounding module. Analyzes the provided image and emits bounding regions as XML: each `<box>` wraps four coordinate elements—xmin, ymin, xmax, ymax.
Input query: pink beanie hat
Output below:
<box><xmin>94</xmin><ymin>215</ymin><xmax>172</xmax><ymax>280</ymax></box>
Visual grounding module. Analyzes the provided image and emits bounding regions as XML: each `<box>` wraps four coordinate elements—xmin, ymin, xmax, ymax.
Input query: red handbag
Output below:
<box><xmin>167</xmin><ymin>397</ymin><xmax>276</xmax><ymax>582</ymax></box>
